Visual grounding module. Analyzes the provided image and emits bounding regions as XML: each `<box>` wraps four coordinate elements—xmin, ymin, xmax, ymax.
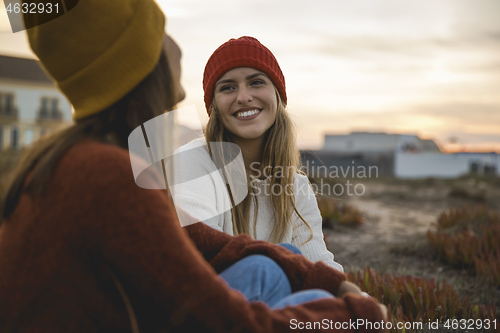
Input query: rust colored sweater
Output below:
<box><xmin>0</xmin><ymin>140</ymin><xmax>385</xmax><ymax>332</ymax></box>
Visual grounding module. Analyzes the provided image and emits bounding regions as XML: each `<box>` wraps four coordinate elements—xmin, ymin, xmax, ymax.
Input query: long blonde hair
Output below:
<box><xmin>205</xmin><ymin>90</ymin><xmax>313</xmax><ymax>244</ymax></box>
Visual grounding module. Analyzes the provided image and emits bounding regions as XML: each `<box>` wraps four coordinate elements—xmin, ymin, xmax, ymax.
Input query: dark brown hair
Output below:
<box><xmin>0</xmin><ymin>46</ymin><xmax>176</xmax><ymax>221</ymax></box>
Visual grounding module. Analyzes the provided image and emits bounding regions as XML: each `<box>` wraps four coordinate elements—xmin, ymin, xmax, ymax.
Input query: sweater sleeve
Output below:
<box><xmin>291</xmin><ymin>175</ymin><xmax>344</xmax><ymax>272</ymax></box>
<box><xmin>75</xmin><ymin>143</ymin><xmax>385</xmax><ymax>332</ymax></box>
<box><xmin>184</xmin><ymin>222</ymin><xmax>386</xmax><ymax>332</ymax></box>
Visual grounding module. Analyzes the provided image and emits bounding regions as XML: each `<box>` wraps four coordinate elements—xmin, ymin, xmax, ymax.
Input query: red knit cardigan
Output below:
<box><xmin>0</xmin><ymin>140</ymin><xmax>385</xmax><ymax>332</ymax></box>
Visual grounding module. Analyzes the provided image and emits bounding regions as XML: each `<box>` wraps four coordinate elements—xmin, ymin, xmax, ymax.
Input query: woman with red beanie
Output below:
<box><xmin>172</xmin><ymin>36</ymin><xmax>344</xmax><ymax>272</ymax></box>
<box><xmin>0</xmin><ymin>1</ymin><xmax>387</xmax><ymax>330</ymax></box>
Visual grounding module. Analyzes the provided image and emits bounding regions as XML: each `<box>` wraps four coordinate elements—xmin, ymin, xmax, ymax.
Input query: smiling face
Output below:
<box><xmin>213</xmin><ymin>67</ymin><xmax>278</xmax><ymax>147</ymax></box>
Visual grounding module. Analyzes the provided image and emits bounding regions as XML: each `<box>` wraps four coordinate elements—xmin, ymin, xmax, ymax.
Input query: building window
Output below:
<box><xmin>41</xmin><ymin>97</ymin><xmax>48</xmax><ymax>118</ymax></box>
<box><xmin>11</xmin><ymin>127</ymin><xmax>18</xmax><ymax>150</ymax></box>
<box><xmin>39</xmin><ymin>97</ymin><xmax>62</xmax><ymax>120</ymax></box>
<box><xmin>0</xmin><ymin>92</ymin><xmax>17</xmax><ymax>116</ymax></box>
<box><xmin>51</xmin><ymin>99</ymin><xmax>59</xmax><ymax>119</ymax></box>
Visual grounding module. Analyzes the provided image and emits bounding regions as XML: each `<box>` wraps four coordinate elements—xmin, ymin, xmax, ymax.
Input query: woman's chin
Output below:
<box><xmin>230</xmin><ymin>131</ymin><xmax>267</xmax><ymax>143</ymax></box>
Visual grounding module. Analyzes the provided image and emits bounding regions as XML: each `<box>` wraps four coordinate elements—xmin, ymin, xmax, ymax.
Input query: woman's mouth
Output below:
<box><xmin>234</xmin><ymin>109</ymin><xmax>262</xmax><ymax>119</ymax></box>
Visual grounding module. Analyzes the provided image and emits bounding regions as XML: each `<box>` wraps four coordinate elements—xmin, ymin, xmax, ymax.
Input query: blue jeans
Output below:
<box><xmin>219</xmin><ymin>243</ymin><xmax>334</xmax><ymax>309</ymax></box>
<box><xmin>278</xmin><ymin>242</ymin><xmax>302</xmax><ymax>255</ymax></box>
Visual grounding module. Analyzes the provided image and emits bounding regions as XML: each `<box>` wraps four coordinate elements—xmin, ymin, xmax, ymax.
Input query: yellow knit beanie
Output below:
<box><xmin>23</xmin><ymin>0</ymin><xmax>166</xmax><ymax>121</ymax></box>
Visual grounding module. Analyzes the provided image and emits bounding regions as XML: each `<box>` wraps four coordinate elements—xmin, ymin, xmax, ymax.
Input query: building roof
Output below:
<box><xmin>323</xmin><ymin>132</ymin><xmax>441</xmax><ymax>153</ymax></box>
<box><xmin>0</xmin><ymin>55</ymin><xmax>54</xmax><ymax>85</ymax></box>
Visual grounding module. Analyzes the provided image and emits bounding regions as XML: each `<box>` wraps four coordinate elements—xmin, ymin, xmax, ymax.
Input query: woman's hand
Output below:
<box><xmin>337</xmin><ymin>281</ymin><xmax>388</xmax><ymax>321</ymax></box>
<box><xmin>337</xmin><ymin>280</ymin><xmax>363</xmax><ymax>297</ymax></box>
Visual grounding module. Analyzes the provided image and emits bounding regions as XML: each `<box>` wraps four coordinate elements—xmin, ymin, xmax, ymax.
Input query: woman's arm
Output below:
<box><xmin>291</xmin><ymin>174</ymin><xmax>344</xmax><ymax>272</ymax></box>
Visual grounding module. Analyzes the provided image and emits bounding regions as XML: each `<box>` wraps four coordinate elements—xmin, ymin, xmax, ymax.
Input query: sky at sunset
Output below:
<box><xmin>1</xmin><ymin>0</ymin><xmax>499</xmax><ymax>152</ymax></box>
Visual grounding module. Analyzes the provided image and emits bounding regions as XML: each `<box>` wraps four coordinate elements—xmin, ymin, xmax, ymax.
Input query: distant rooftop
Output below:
<box><xmin>323</xmin><ymin>132</ymin><xmax>441</xmax><ymax>153</ymax></box>
<box><xmin>0</xmin><ymin>54</ymin><xmax>54</xmax><ymax>85</ymax></box>
<box><xmin>350</xmin><ymin>131</ymin><xmax>388</xmax><ymax>135</ymax></box>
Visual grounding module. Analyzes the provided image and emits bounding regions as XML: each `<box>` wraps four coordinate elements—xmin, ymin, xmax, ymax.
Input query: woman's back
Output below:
<box><xmin>0</xmin><ymin>140</ymin><xmax>178</xmax><ymax>331</ymax></box>
<box><xmin>1</xmin><ymin>140</ymin><xmax>264</xmax><ymax>331</ymax></box>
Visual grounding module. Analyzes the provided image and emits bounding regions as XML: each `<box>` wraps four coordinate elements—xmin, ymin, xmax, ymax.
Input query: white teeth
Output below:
<box><xmin>236</xmin><ymin>109</ymin><xmax>260</xmax><ymax>118</ymax></box>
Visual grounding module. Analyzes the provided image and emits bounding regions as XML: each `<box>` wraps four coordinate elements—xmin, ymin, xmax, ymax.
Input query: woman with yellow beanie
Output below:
<box><xmin>0</xmin><ymin>1</ymin><xmax>386</xmax><ymax>332</ymax></box>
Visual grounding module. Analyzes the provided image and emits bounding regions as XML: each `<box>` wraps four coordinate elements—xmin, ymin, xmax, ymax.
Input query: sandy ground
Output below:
<box><xmin>323</xmin><ymin>177</ymin><xmax>500</xmax><ymax>310</ymax></box>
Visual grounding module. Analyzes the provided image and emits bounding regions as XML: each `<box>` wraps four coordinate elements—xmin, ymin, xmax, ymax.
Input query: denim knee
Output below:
<box><xmin>242</xmin><ymin>254</ymin><xmax>281</xmax><ymax>271</ymax></box>
<box><xmin>219</xmin><ymin>254</ymin><xmax>292</xmax><ymax>306</ymax></box>
<box><xmin>271</xmin><ymin>289</ymin><xmax>334</xmax><ymax>309</ymax></box>
<box><xmin>222</xmin><ymin>255</ymin><xmax>285</xmax><ymax>278</ymax></box>
<box><xmin>278</xmin><ymin>243</ymin><xmax>302</xmax><ymax>255</ymax></box>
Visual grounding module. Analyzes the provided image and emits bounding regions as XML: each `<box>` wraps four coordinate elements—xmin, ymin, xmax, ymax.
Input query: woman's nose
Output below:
<box><xmin>236</xmin><ymin>86</ymin><xmax>253</xmax><ymax>104</ymax></box>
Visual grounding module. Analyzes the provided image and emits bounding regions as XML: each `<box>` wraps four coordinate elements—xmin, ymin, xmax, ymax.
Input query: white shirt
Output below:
<box><xmin>169</xmin><ymin>138</ymin><xmax>343</xmax><ymax>272</ymax></box>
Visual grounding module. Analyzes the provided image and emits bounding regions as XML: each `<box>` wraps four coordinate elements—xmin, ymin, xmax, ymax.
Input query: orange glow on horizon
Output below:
<box><xmin>440</xmin><ymin>144</ymin><xmax>500</xmax><ymax>154</ymax></box>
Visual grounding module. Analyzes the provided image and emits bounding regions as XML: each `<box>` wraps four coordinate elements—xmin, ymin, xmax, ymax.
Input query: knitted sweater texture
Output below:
<box><xmin>0</xmin><ymin>140</ymin><xmax>384</xmax><ymax>332</ymax></box>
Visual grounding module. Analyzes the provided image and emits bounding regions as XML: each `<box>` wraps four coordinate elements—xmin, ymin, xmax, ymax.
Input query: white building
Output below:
<box><xmin>316</xmin><ymin>132</ymin><xmax>499</xmax><ymax>178</ymax></box>
<box><xmin>0</xmin><ymin>55</ymin><xmax>73</xmax><ymax>151</ymax></box>
<box><xmin>323</xmin><ymin>132</ymin><xmax>441</xmax><ymax>154</ymax></box>
<box><xmin>395</xmin><ymin>152</ymin><xmax>500</xmax><ymax>178</ymax></box>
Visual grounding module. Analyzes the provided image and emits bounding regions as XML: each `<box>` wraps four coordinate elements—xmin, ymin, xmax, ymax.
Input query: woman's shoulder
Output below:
<box><xmin>174</xmin><ymin>137</ymin><xmax>213</xmax><ymax>164</ymax></box>
<box><xmin>173</xmin><ymin>137</ymin><xmax>217</xmax><ymax>175</ymax></box>
<box><xmin>293</xmin><ymin>172</ymin><xmax>311</xmax><ymax>186</ymax></box>
<box><xmin>293</xmin><ymin>172</ymin><xmax>316</xmax><ymax>202</ymax></box>
<box><xmin>56</xmin><ymin>141</ymin><xmax>137</xmax><ymax>187</ymax></box>
<box><xmin>57</xmin><ymin>139</ymin><xmax>166</xmax><ymax>197</ymax></box>
<box><xmin>176</xmin><ymin>137</ymin><xmax>208</xmax><ymax>153</ymax></box>
<box><xmin>61</xmin><ymin>140</ymin><xmax>160</xmax><ymax>186</ymax></box>
<box><xmin>63</xmin><ymin>140</ymin><xmax>130</xmax><ymax>170</ymax></box>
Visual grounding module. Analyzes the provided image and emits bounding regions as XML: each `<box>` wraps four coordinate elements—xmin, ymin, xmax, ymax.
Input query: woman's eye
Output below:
<box><xmin>251</xmin><ymin>79</ymin><xmax>265</xmax><ymax>85</ymax></box>
<box><xmin>219</xmin><ymin>85</ymin><xmax>234</xmax><ymax>92</ymax></box>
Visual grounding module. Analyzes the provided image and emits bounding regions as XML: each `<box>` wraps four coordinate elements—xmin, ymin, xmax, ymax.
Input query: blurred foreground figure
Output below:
<box><xmin>0</xmin><ymin>0</ymin><xmax>386</xmax><ymax>332</ymax></box>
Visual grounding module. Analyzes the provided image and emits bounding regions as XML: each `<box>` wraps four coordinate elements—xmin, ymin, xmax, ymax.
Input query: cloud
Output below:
<box><xmin>446</xmin><ymin>132</ymin><xmax>500</xmax><ymax>144</ymax></box>
<box><xmin>311</xmin><ymin>35</ymin><xmax>435</xmax><ymax>60</ymax></box>
<box><xmin>309</xmin><ymin>30</ymin><xmax>500</xmax><ymax>62</ymax></box>
<box><xmin>293</xmin><ymin>101</ymin><xmax>500</xmax><ymax>149</ymax></box>
<box><xmin>485</xmin><ymin>31</ymin><xmax>500</xmax><ymax>41</ymax></box>
<box><xmin>411</xmin><ymin>103</ymin><xmax>500</xmax><ymax>127</ymax></box>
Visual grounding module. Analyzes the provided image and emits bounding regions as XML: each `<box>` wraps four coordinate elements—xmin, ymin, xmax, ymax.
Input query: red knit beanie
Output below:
<box><xmin>203</xmin><ymin>36</ymin><xmax>287</xmax><ymax>115</ymax></box>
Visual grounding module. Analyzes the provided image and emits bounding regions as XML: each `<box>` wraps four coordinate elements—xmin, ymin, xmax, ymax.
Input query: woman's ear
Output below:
<box><xmin>209</xmin><ymin>100</ymin><xmax>218</xmax><ymax>117</ymax></box>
